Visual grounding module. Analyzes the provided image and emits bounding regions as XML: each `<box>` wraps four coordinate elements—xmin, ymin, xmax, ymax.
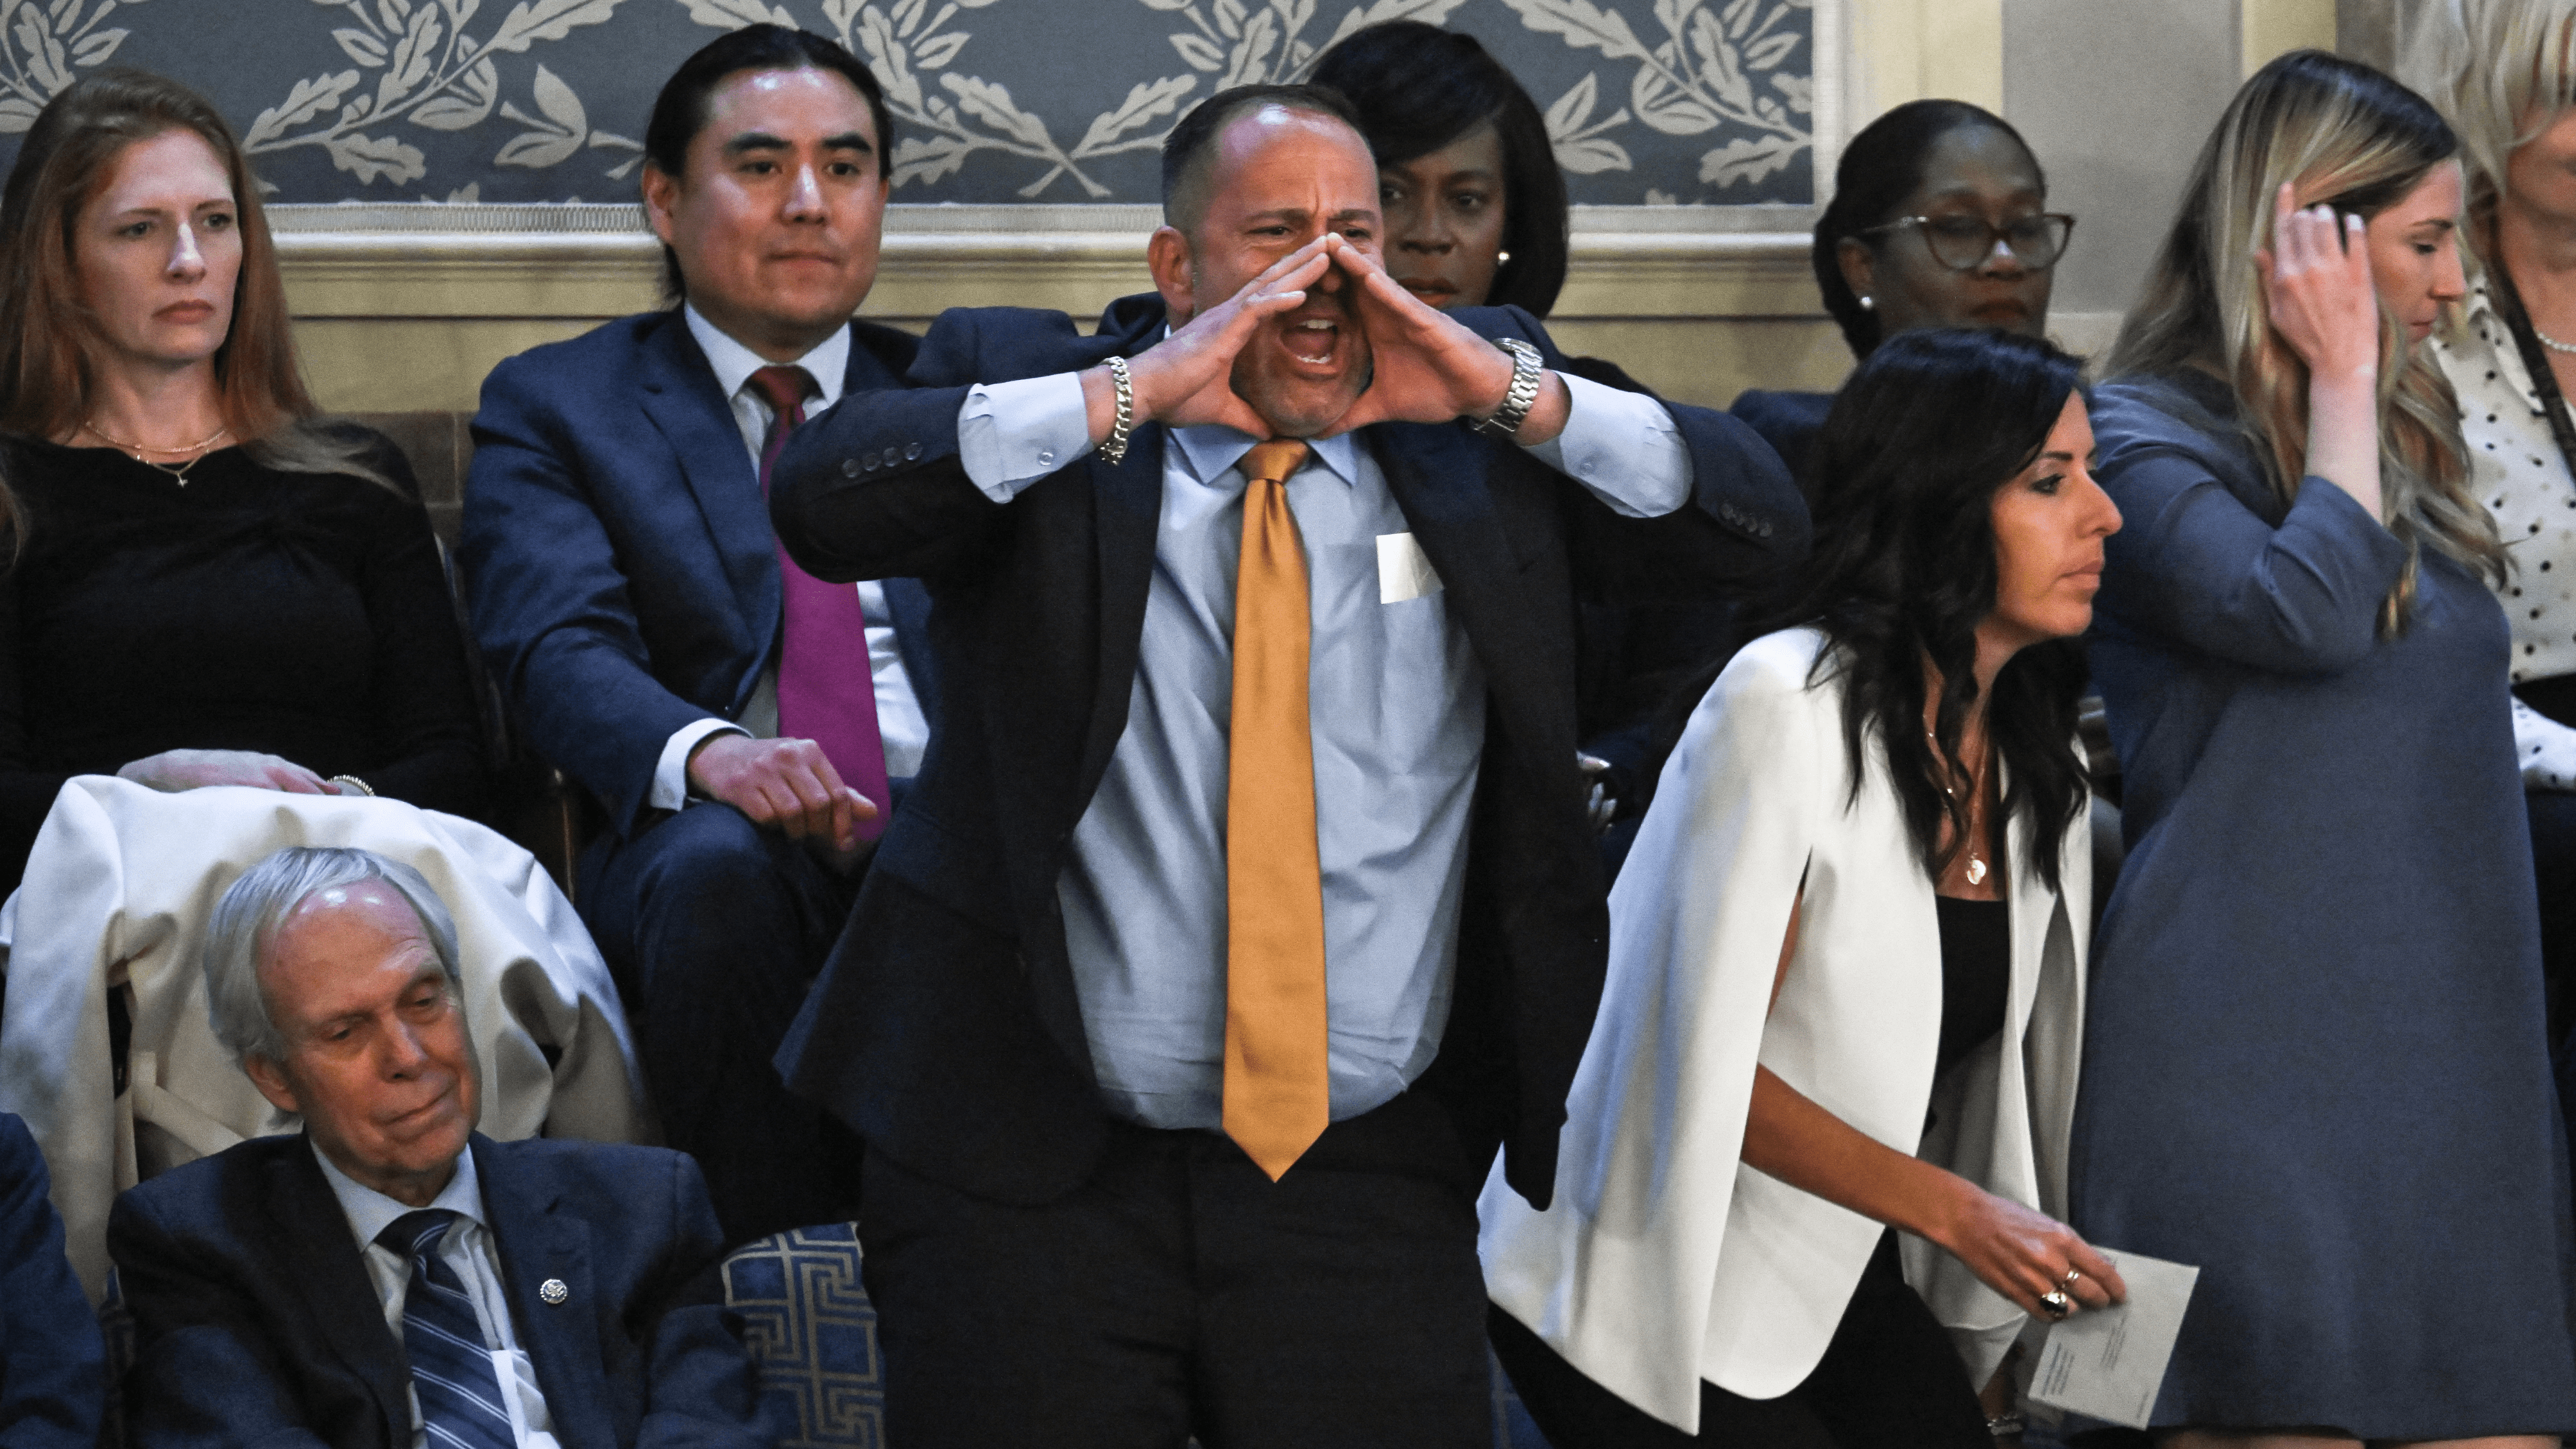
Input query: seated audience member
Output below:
<box><xmin>109</xmin><ymin>846</ymin><xmax>762</xmax><ymax>1449</ymax></box>
<box><xmin>1</xmin><ymin>1112</ymin><xmax>101</xmax><ymax>1449</ymax></box>
<box><xmin>0</xmin><ymin>71</ymin><xmax>484</xmax><ymax>898</ymax></box>
<box><xmin>1733</xmin><ymin>100</ymin><xmax>2071</xmax><ymax>479</ymax></box>
<box><xmin>1307</xmin><ymin>21</ymin><xmax>1732</xmax><ymax>864</ymax></box>
<box><xmin>1481</xmin><ymin>328</ymin><xmax>2123</xmax><ymax>1448</ymax></box>
<box><xmin>460</xmin><ymin>24</ymin><xmax>933</xmax><ymax>1245</ymax></box>
<box><xmin>2407</xmin><ymin>0</ymin><xmax>2576</xmax><ymax>1053</ymax></box>
<box><xmin>765</xmin><ymin>83</ymin><xmax>1803</xmax><ymax>1446</ymax></box>
<box><xmin>2074</xmin><ymin>52</ymin><xmax>2576</xmax><ymax>1441</ymax></box>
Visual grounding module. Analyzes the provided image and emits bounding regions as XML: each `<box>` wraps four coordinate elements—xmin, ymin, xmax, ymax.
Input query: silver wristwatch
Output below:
<box><xmin>1472</xmin><ymin>336</ymin><xmax>1544</xmax><ymax>438</ymax></box>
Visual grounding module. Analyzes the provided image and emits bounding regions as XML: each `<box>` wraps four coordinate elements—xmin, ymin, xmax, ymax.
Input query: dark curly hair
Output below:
<box><xmin>1306</xmin><ymin>21</ymin><xmax>1569</xmax><ymax>317</ymax></box>
<box><xmin>1815</xmin><ymin>100</ymin><xmax>2044</xmax><ymax>358</ymax></box>
<box><xmin>1763</xmin><ymin>327</ymin><xmax>2092</xmax><ymax>890</ymax></box>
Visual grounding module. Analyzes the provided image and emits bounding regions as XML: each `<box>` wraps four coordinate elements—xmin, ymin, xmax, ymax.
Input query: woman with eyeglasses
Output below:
<box><xmin>1733</xmin><ymin>100</ymin><xmax>2075</xmax><ymax>480</ymax></box>
<box><xmin>2071</xmin><ymin>50</ymin><xmax>2576</xmax><ymax>1443</ymax></box>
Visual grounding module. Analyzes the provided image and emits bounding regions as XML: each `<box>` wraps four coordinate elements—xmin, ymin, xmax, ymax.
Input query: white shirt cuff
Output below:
<box><xmin>1520</xmin><ymin>370</ymin><xmax>1690</xmax><ymax>518</ymax></box>
<box><xmin>652</xmin><ymin>717</ymin><xmax>750</xmax><ymax>811</ymax></box>
<box><xmin>959</xmin><ymin>372</ymin><xmax>1092</xmax><ymax>502</ymax></box>
<box><xmin>2515</xmin><ymin>696</ymin><xmax>2576</xmax><ymax>791</ymax></box>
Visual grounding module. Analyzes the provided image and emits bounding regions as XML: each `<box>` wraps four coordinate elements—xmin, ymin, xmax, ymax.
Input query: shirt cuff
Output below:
<box><xmin>1522</xmin><ymin>371</ymin><xmax>1690</xmax><ymax>518</ymax></box>
<box><xmin>652</xmin><ymin>717</ymin><xmax>750</xmax><ymax>812</ymax></box>
<box><xmin>959</xmin><ymin>371</ymin><xmax>1093</xmax><ymax>502</ymax></box>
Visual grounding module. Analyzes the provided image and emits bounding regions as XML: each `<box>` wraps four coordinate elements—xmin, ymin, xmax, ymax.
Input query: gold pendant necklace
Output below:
<box><xmin>1928</xmin><ymin>726</ymin><xmax>1990</xmax><ymax>886</ymax></box>
<box><xmin>80</xmin><ymin>418</ymin><xmax>231</xmax><ymax>486</ymax></box>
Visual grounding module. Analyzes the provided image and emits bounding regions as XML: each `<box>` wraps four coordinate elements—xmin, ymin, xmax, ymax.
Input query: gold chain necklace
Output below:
<box><xmin>1927</xmin><ymin>725</ymin><xmax>1991</xmax><ymax>886</ymax></box>
<box><xmin>80</xmin><ymin>418</ymin><xmax>231</xmax><ymax>485</ymax></box>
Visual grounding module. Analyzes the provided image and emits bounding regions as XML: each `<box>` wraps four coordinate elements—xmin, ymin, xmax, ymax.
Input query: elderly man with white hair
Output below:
<box><xmin>106</xmin><ymin>846</ymin><xmax>767</xmax><ymax>1449</ymax></box>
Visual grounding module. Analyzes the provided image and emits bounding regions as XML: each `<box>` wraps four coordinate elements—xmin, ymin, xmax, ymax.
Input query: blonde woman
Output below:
<box><xmin>2071</xmin><ymin>50</ymin><xmax>2576</xmax><ymax>1443</ymax></box>
<box><xmin>2405</xmin><ymin>0</ymin><xmax>2576</xmax><ymax>1055</ymax></box>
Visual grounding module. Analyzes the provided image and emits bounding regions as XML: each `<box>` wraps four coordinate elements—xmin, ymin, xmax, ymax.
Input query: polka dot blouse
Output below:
<box><xmin>2432</xmin><ymin>281</ymin><xmax>2576</xmax><ymax>790</ymax></box>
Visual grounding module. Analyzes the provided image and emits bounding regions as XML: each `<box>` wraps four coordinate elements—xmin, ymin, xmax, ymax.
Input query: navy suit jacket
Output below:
<box><xmin>768</xmin><ymin>294</ymin><xmax>1808</xmax><ymax>1210</ymax></box>
<box><xmin>108</xmin><ymin>1133</ymin><xmax>762</xmax><ymax>1449</ymax></box>
<box><xmin>0</xmin><ymin>1113</ymin><xmax>101</xmax><ymax>1449</ymax></box>
<box><xmin>460</xmin><ymin>309</ymin><xmax>938</xmax><ymax>836</ymax></box>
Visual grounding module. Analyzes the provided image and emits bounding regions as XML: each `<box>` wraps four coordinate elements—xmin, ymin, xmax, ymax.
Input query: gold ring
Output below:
<box><xmin>2062</xmin><ymin>1268</ymin><xmax>2083</xmax><ymax>1289</ymax></box>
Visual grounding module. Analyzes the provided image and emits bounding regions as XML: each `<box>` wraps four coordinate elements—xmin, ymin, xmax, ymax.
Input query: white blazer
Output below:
<box><xmin>1479</xmin><ymin>627</ymin><xmax>2089</xmax><ymax>1433</ymax></box>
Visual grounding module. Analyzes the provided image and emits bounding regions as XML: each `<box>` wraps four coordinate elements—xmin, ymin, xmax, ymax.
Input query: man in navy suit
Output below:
<box><xmin>109</xmin><ymin>848</ymin><xmax>762</xmax><ymax>1449</ymax></box>
<box><xmin>768</xmin><ymin>85</ymin><xmax>1804</xmax><ymax>1445</ymax></box>
<box><xmin>461</xmin><ymin>24</ymin><xmax>931</xmax><ymax>1244</ymax></box>
<box><xmin>0</xmin><ymin>1112</ymin><xmax>101</xmax><ymax>1449</ymax></box>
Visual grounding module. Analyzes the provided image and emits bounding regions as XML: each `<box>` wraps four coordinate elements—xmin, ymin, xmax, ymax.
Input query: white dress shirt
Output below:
<box><xmin>648</xmin><ymin>305</ymin><xmax>931</xmax><ymax>811</ymax></box>
<box><xmin>2432</xmin><ymin>283</ymin><xmax>2576</xmax><ymax>789</ymax></box>
<box><xmin>314</xmin><ymin>1144</ymin><xmax>561</xmax><ymax>1449</ymax></box>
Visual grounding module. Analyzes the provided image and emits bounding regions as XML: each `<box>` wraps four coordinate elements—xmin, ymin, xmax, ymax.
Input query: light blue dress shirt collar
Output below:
<box><xmin>314</xmin><ymin>1137</ymin><xmax>486</xmax><ymax>1243</ymax></box>
<box><xmin>1165</xmin><ymin>424</ymin><xmax>1361</xmax><ymax>494</ymax></box>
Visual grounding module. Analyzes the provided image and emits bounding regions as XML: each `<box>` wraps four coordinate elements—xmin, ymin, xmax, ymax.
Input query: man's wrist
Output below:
<box><xmin>1471</xmin><ymin>338</ymin><xmax>1546</xmax><ymax>438</ymax></box>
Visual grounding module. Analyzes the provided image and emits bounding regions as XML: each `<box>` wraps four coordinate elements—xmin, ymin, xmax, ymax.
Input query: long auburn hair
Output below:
<box><xmin>2107</xmin><ymin>50</ymin><xmax>2502</xmax><ymax>629</ymax></box>
<box><xmin>1749</xmin><ymin>328</ymin><xmax>2092</xmax><ymax>893</ymax></box>
<box><xmin>0</xmin><ymin>70</ymin><xmax>389</xmax><ymax>533</ymax></box>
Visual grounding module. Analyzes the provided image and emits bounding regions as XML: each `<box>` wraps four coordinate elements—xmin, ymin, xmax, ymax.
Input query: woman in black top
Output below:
<box><xmin>1732</xmin><ymin>100</ymin><xmax>2072</xmax><ymax>481</ymax></box>
<box><xmin>0</xmin><ymin>71</ymin><xmax>482</xmax><ymax>893</ymax></box>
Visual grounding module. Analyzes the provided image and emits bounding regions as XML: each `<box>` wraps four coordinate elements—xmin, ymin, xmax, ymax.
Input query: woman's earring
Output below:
<box><xmin>1497</xmin><ymin>249</ymin><xmax>1511</xmax><ymax>263</ymax></box>
<box><xmin>1859</xmin><ymin>294</ymin><xmax>1875</xmax><ymax>310</ymax></box>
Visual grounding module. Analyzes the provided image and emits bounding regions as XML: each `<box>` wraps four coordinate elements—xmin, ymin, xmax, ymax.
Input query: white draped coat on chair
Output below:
<box><xmin>1479</xmin><ymin>627</ymin><xmax>2090</xmax><ymax>1434</ymax></box>
<box><xmin>0</xmin><ymin>777</ymin><xmax>648</xmax><ymax>1300</ymax></box>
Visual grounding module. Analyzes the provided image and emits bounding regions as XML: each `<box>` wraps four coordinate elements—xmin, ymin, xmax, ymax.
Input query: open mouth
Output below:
<box><xmin>1399</xmin><ymin>278</ymin><xmax>1455</xmax><ymax>302</ymax></box>
<box><xmin>1280</xmin><ymin>316</ymin><xmax>1340</xmax><ymax>369</ymax></box>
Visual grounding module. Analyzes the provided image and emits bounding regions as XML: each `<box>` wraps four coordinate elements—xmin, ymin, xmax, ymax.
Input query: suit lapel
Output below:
<box><xmin>475</xmin><ymin>1138</ymin><xmax>614</xmax><ymax>1449</ymax></box>
<box><xmin>638</xmin><ymin>315</ymin><xmax>780</xmax><ymax>665</ymax></box>
<box><xmin>1075</xmin><ymin>419</ymin><xmax>1167</xmax><ymax>798</ymax></box>
<box><xmin>271</xmin><ymin>1141</ymin><xmax>412</xmax><ymax>1449</ymax></box>
<box><xmin>1370</xmin><ymin>421</ymin><xmax>1531</xmax><ymax>699</ymax></box>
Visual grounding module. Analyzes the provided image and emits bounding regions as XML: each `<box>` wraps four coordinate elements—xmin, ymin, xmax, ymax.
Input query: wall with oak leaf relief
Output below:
<box><xmin>0</xmin><ymin>0</ymin><xmax>1815</xmax><ymax>207</ymax></box>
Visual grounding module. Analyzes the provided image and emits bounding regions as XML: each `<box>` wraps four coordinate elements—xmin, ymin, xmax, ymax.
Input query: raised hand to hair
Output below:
<box><xmin>1092</xmin><ymin>236</ymin><xmax>1336</xmax><ymax>440</ymax></box>
<box><xmin>2253</xmin><ymin>181</ymin><xmax>2387</xmax><ymax>521</ymax></box>
<box><xmin>116</xmin><ymin>748</ymin><xmax>334</xmax><ymax>795</ymax></box>
<box><xmin>686</xmin><ymin>732</ymin><xmax>877</xmax><ymax>855</ymax></box>
<box><xmin>1320</xmin><ymin>236</ymin><xmax>1572</xmax><ymax>442</ymax></box>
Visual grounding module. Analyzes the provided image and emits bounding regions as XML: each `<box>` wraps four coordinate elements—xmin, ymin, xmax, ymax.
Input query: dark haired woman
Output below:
<box><xmin>2072</xmin><ymin>51</ymin><xmax>2576</xmax><ymax>1443</ymax></box>
<box><xmin>1732</xmin><ymin>99</ymin><xmax>2071</xmax><ymax>479</ymax></box>
<box><xmin>1307</xmin><ymin>20</ymin><xmax>1569</xmax><ymax>320</ymax></box>
<box><xmin>1479</xmin><ymin>327</ymin><xmax>2123</xmax><ymax>1448</ymax></box>
<box><xmin>0</xmin><ymin>70</ymin><xmax>484</xmax><ymax>894</ymax></box>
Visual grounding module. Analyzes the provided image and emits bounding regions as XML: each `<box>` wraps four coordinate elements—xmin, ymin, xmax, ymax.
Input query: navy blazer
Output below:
<box><xmin>0</xmin><ymin>1113</ymin><xmax>101</xmax><ymax>1449</ymax></box>
<box><xmin>108</xmin><ymin>1133</ymin><xmax>762</xmax><ymax>1449</ymax></box>
<box><xmin>768</xmin><ymin>294</ymin><xmax>1808</xmax><ymax>1211</ymax></box>
<box><xmin>460</xmin><ymin>310</ymin><xmax>939</xmax><ymax>835</ymax></box>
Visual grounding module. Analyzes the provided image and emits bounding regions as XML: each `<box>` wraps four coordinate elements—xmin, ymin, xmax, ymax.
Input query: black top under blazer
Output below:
<box><xmin>768</xmin><ymin>294</ymin><xmax>1807</xmax><ymax>1210</ymax></box>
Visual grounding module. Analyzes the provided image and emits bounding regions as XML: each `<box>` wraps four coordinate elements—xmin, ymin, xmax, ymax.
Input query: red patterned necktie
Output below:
<box><xmin>748</xmin><ymin>363</ymin><xmax>889</xmax><ymax>842</ymax></box>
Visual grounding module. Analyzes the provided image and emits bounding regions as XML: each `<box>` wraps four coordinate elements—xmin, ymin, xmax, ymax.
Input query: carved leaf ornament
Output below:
<box><xmin>0</xmin><ymin>0</ymin><xmax>1809</xmax><ymax>202</ymax></box>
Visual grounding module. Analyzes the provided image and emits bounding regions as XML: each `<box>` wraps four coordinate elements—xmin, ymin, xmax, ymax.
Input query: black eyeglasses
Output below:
<box><xmin>1853</xmin><ymin>213</ymin><xmax>2078</xmax><ymax>272</ymax></box>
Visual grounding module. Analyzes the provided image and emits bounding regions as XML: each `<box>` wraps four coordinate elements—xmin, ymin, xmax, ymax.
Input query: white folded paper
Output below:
<box><xmin>2027</xmin><ymin>1249</ymin><xmax>2201</xmax><ymax>1430</ymax></box>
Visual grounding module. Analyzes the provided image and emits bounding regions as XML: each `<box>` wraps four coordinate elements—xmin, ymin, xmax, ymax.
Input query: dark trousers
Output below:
<box><xmin>857</xmin><ymin>1090</ymin><xmax>1494</xmax><ymax>1448</ymax></box>
<box><xmin>580</xmin><ymin>800</ymin><xmax>861</xmax><ymax>1246</ymax></box>
<box><xmin>1489</xmin><ymin>1233</ymin><xmax>1988</xmax><ymax>1449</ymax></box>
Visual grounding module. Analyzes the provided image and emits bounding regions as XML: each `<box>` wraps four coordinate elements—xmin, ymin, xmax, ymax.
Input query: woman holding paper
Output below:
<box><xmin>1479</xmin><ymin>325</ymin><xmax>2125</xmax><ymax>1447</ymax></box>
<box><xmin>2070</xmin><ymin>51</ymin><xmax>2576</xmax><ymax>1443</ymax></box>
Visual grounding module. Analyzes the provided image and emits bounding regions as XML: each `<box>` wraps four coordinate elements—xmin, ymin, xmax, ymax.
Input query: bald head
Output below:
<box><xmin>1162</xmin><ymin>82</ymin><xmax>1366</xmax><ymax>239</ymax></box>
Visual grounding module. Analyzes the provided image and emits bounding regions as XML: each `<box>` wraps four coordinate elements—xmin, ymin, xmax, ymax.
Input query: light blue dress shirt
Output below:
<box><xmin>315</xmin><ymin>1144</ymin><xmax>560</xmax><ymax>1449</ymax></box>
<box><xmin>958</xmin><ymin>365</ymin><xmax>1689</xmax><ymax>1129</ymax></box>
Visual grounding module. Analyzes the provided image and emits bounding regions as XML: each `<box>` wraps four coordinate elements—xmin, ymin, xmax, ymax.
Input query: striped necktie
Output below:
<box><xmin>377</xmin><ymin>1209</ymin><xmax>515</xmax><ymax>1449</ymax></box>
<box><xmin>1224</xmin><ymin>438</ymin><xmax>1329</xmax><ymax>1180</ymax></box>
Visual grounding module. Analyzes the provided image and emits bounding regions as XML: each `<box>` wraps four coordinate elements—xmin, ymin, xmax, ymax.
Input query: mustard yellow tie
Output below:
<box><xmin>1225</xmin><ymin>439</ymin><xmax>1329</xmax><ymax>1180</ymax></box>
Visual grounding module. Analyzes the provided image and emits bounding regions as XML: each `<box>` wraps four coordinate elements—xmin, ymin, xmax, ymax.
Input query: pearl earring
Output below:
<box><xmin>1859</xmin><ymin>294</ymin><xmax>1875</xmax><ymax>310</ymax></box>
<box><xmin>1497</xmin><ymin>249</ymin><xmax>1511</xmax><ymax>263</ymax></box>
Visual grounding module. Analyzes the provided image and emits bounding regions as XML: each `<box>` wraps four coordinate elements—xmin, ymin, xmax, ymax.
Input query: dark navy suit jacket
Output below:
<box><xmin>768</xmin><ymin>294</ymin><xmax>1807</xmax><ymax>1211</ymax></box>
<box><xmin>108</xmin><ymin>1133</ymin><xmax>762</xmax><ymax>1449</ymax></box>
<box><xmin>460</xmin><ymin>309</ymin><xmax>938</xmax><ymax>836</ymax></box>
<box><xmin>0</xmin><ymin>1113</ymin><xmax>100</xmax><ymax>1449</ymax></box>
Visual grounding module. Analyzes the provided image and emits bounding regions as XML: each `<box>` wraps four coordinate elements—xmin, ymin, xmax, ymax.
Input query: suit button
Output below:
<box><xmin>867</xmin><ymin>453</ymin><xmax>884</xmax><ymax>473</ymax></box>
<box><xmin>1757</xmin><ymin>520</ymin><xmax>1774</xmax><ymax>538</ymax></box>
<box><xmin>842</xmin><ymin>458</ymin><xmax>861</xmax><ymax>478</ymax></box>
<box><xmin>905</xmin><ymin>442</ymin><xmax>923</xmax><ymax>461</ymax></box>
